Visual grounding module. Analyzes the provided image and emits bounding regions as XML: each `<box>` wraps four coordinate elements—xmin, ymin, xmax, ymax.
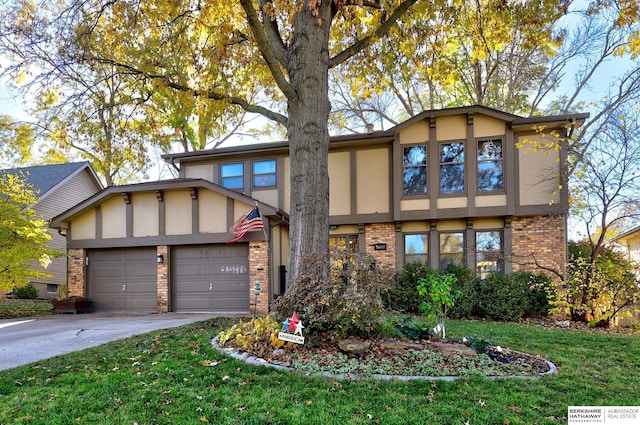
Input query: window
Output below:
<box><xmin>330</xmin><ymin>235</ymin><xmax>359</xmax><ymax>254</ymax></box>
<box><xmin>330</xmin><ymin>235</ymin><xmax>359</xmax><ymax>271</ymax></box>
<box><xmin>221</xmin><ymin>163</ymin><xmax>244</xmax><ymax>190</ymax></box>
<box><xmin>253</xmin><ymin>160</ymin><xmax>276</xmax><ymax>188</ymax></box>
<box><xmin>440</xmin><ymin>142</ymin><xmax>465</xmax><ymax>194</ymax></box>
<box><xmin>405</xmin><ymin>233</ymin><xmax>429</xmax><ymax>265</ymax></box>
<box><xmin>440</xmin><ymin>232</ymin><xmax>464</xmax><ymax>271</ymax></box>
<box><xmin>478</xmin><ymin>139</ymin><xmax>503</xmax><ymax>192</ymax></box>
<box><xmin>47</xmin><ymin>284</ymin><xmax>57</xmax><ymax>294</ymax></box>
<box><xmin>403</xmin><ymin>145</ymin><xmax>427</xmax><ymax>195</ymax></box>
<box><xmin>476</xmin><ymin>231</ymin><xmax>503</xmax><ymax>278</ymax></box>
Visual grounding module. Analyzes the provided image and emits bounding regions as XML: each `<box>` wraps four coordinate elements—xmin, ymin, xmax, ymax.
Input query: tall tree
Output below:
<box><xmin>45</xmin><ymin>0</ymin><xmax>423</xmax><ymax>280</ymax></box>
<box><xmin>0</xmin><ymin>115</ymin><xmax>35</xmax><ymax>167</ymax></box>
<box><xmin>568</xmin><ymin>101</ymin><xmax>640</xmax><ymax>320</ymax></box>
<box><xmin>0</xmin><ymin>172</ymin><xmax>61</xmax><ymax>291</ymax></box>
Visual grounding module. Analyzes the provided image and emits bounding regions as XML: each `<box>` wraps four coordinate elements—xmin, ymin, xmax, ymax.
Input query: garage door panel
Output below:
<box><xmin>173</xmin><ymin>244</ymin><xmax>249</xmax><ymax>313</ymax></box>
<box><xmin>88</xmin><ymin>248</ymin><xmax>157</xmax><ymax>313</ymax></box>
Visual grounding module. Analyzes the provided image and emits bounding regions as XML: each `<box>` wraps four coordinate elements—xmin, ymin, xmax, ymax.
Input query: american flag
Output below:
<box><xmin>226</xmin><ymin>207</ymin><xmax>263</xmax><ymax>244</ymax></box>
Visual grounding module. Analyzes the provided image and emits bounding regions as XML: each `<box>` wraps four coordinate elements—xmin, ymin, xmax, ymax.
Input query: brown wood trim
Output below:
<box><xmin>329</xmin><ymin>212</ymin><xmax>394</xmax><ymax>225</ymax></box>
<box><xmin>350</xmin><ymin>150</ymin><xmax>357</xmax><ymax>215</ymax></box>
<box><xmin>466</xmin><ymin>116</ymin><xmax>477</xmax><ymax>217</ymax></box>
<box><xmin>95</xmin><ymin>205</ymin><xmax>102</xmax><ymax>241</ymax></box>
<box><xmin>67</xmin><ymin>232</ymin><xmax>265</xmax><ymax>250</ymax></box>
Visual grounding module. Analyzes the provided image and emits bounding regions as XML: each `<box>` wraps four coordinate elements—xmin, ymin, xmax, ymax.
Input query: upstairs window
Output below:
<box><xmin>439</xmin><ymin>232</ymin><xmax>464</xmax><ymax>271</ymax></box>
<box><xmin>405</xmin><ymin>233</ymin><xmax>429</xmax><ymax>265</ymax></box>
<box><xmin>253</xmin><ymin>160</ymin><xmax>276</xmax><ymax>188</ymax></box>
<box><xmin>478</xmin><ymin>139</ymin><xmax>503</xmax><ymax>192</ymax></box>
<box><xmin>403</xmin><ymin>145</ymin><xmax>427</xmax><ymax>195</ymax></box>
<box><xmin>221</xmin><ymin>163</ymin><xmax>244</xmax><ymax>190</ymax></box>
<box><xmin>475</xmin><ymin>230</ymin><xmax>503</xmax><ymax>278</ymax></box>
<box><xmin>440</xmin><ymin>142</ymin><xmax>465</xmax><ymax>194</ymax></box>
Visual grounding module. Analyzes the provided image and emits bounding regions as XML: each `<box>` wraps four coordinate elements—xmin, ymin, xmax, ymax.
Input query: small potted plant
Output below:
<box><xmin>51</xmin><ymin>285</ymin><xmax>92</xmax><ymax>314</ymax></box>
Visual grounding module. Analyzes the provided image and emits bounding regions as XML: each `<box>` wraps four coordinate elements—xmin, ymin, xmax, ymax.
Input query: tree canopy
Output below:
<box><xmin>1</xmin><ymin>0</ymin><xmax>639</xmax><ymax>281</ymax></box>
<box><xmin>0</xmin><ymin>172</ymin><xmax>61</xmax><ymax>291</ymax></box>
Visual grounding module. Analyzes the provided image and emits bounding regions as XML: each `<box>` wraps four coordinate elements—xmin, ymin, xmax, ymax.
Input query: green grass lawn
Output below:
<box><xmin>0</xmin><ymin>299</ymin><xmax>53</xmax><ymax>319</ymax></box>
<box><xmin>0</xmin><ymin>318</ymin><xmax>638</xmax><ymax>424</ymax></box>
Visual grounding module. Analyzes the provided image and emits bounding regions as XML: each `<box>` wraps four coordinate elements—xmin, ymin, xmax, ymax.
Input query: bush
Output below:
<box><xmin>445</xmin><ymin>263</ymin><xmax>480</xmax><ymax>319</ymax></box>
<box><xmin>273</xmin><ymin>253</ymin><xmax>395</xmax><ymax>339</ymax></box>
<box><xmin>564</xmin><ymin>242</ymin><xmax>640</xmax><ymax>326</ymax></box>
<box><xmin>218</xmin><ymin>315</ymin><xmax>286</xmax><ymax>359</ymax></box>
<box><xmin>384</xmin><ymin>263</ymin><xmax>436</xmax><ymax>313</ymax></box>
<box><xmin>14</xmin><ymin>283</ymin><xmax>38</xmax><ymax>299</ymax></box>
<box><xmin>476</xmin><ymin>271</ymin><xmax>554</xmax><ymax>321</ymax></box>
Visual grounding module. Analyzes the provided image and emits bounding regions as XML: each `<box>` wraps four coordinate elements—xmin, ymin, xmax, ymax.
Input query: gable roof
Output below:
<box><xmin>1</xmin><ymin>162</ymin><xmax>103</xmax><ymax>199</ymax></box>
<box><xmin>49</xmin><ymin>178</ymin><xmax>287</xmax><ymax>230</ymax></box>
<box><xmin>162</xmin><ymin>105</ymin><xmax>589</xmax><ymax>165</ymax></box>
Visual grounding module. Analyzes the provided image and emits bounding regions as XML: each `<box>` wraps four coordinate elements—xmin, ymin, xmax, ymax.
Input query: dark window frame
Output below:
<box><xmin>252</xmin><ymin>159</ymin><xmax>277</xmax><ymax>189</ymax></box>
<box><xmin>220</xmin><ymin>162</ymin><xmax>244</xmax><ymax>190</ymax></box>
<box><xmin>439</xmin><ymin>140</ymin><xmax>466</xmax><ymax>195</ymax></box>
<box><xmin>404</xmin><ymin>232</ymin><xmax>429</xmax><ymax>266</ymax></box>
<box><xmin>475</xmin><ymin>229</ymin><xmax>504</xmax><ymax>278</ymax></box>
<box><xmin>402</xmin><ymin>144</ymin><xmax>428</xmax><ymax>197</ymax></box>
<box><xmin>439</xmin><ymin>231</ymin><xmax>465</xmax><ymax>272</ymax></box>
<box><xmin>477</xmin><ymin>138</ymin><xmax>505</xmax><ymax>193</ymax></box>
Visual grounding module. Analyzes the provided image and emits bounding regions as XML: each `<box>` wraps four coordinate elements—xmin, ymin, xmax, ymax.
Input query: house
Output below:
<box><xmin>2</xmin><ymin>162</ymin><xmax>103</xmax><ymax>299</ymax></box>
<box><xmin>613</xmin><ymin>226</ymin><xmax>640</xmax><ymax>267</ymax></box>
<box><xmin>49</xmin><ymin>105</ymin><xmax>588</xmax><ymax>314</ymax></box>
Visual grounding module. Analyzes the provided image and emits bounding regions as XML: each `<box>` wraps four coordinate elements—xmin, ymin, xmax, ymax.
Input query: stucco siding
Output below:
<box><xmin>165</xmin><ymin>190</ymin><xmax>192</xmax><ymax>235</ymax></box>
<box><xmin>102</xmin><ymin>196</ymin><xmax>127</xmax><ymax>238</ymax></box>
<box><xmin>132</xmin><ymin>193</ymin><xmax>159</xmax><ymax>237</ymax></box>
<box><xmin>356</xmin><ymin>148</ymin><xmax>390</xmax><ymax>214</ymax></box>
<box><xmin>329</xmin><ymin>151</ymin><xmax>351</xmax><ymax>216</ymax></box>
<box><xmin>518</xmin><ymin>134</ymin><xmax>561</xmax><ymax>206</ymax></box>
<box><xmin>199</xmin><ymin>190</ymin><xmax>228</xmax><ymax>233</ymax></box>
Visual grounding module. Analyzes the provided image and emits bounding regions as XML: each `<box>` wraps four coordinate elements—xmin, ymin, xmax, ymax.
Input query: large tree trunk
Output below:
<box><xmin>286</xmin><ymin>3</ymin><xmax>334</xmax><ymax>283</ymax></box>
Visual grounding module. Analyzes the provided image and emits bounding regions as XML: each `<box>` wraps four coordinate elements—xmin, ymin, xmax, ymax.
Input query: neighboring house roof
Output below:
<box><xmin>613</xmin><ymin>225</ymin><xmax>640</xmax><ymax>243</ymax></box>
<box><xmin>1</xmin><ymin>162</ymin><xmax>103</xmax><ymax>203</ymax></box>
<box><xmin>49</xmin><ymin>178</ymin><xmax>287</xmax><ymax>231</ymax></box>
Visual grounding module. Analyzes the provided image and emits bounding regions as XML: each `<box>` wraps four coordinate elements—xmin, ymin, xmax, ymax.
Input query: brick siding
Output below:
<box><xmin>157</xmin><ymin>245</ymin><xmax>169</xmax><ymax>313</ymax></box>
<box><xmin>510</xmin><ymin>215</ymin><xmax>566</xmax><ymax>279</ymax></box>
<box><xmin>364</xmin><ymin>223</ymin><xmax>396</xmax><ymax>269</ymax></box>
<box><xmin>249</xmin><ymin>242</ymin><xmax>269</xmax><ymax>315</ymax></box>
<box><xmin>67</xmin><ymin>248</ymin><xmax>86</xmax><ymax>297</ymax></box>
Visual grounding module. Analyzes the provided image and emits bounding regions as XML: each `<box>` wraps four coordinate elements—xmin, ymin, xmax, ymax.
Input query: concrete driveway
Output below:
<box><xmin>0</xmin><ymin>313</ymin><xmax>223</xmax><ymax>371</ymax></box>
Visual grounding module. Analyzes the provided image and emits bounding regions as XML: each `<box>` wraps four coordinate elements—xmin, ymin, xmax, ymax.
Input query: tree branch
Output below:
<box><xmin>238</xmin><ymin>0</ymin><xmax>295</xmax><ymax>100</ymax></box>
<box><xmin>329</xmin><ymin>0</ymin><xmax>418</xmax><ymax>68</ymax></box>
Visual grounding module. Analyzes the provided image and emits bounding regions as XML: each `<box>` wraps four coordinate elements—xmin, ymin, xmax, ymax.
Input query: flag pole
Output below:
<box><xmin>255</xmin><ymin>201</ymin><xmax>269</xmax><ymax>250</ymax></box>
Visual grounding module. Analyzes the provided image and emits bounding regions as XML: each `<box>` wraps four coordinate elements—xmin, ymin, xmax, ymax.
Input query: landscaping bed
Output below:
<box><xmin>215</xmin><ymin>332</ymin><xmax>554</xmax><ymax>379</ymax></box>
<box><xmin>0</xmin><ymin>299</ymin><xmax>53</xmax><ymax>319</ymax></box>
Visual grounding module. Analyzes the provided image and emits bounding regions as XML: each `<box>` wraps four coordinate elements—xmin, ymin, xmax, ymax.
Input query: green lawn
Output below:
<box><xmin>0</xmin><ymin>299</ymin><xmax>53</xmax><ymax>319</ymax></box>
<box><xmin>0</xmin><ymin>318</ymin><xmax>638</xmax><ymax>424</ymax></box>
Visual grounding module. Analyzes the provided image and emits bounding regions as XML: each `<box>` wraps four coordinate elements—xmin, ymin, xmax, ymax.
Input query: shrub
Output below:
<box><xmin>273</xmin><ymin>253</ymin><xmax>395</xmax><ymax>339</ymax></box>
<box><xmin>218</xmin><ymin>315</ymin><xmax>286</xmax><ymax>358</ymax></box>
<box><xmin>525</xmin><ymin>273</ymin><xmax>555</xmax><ymax>318</ymax></box>
<box><xmin>563</xmin><ymin>242</ymin><xmax>640</xmax><ymax>326</ymax></box>
<box><xmin>14</xmin><ymin>283</ymin><xmax>38</xmax><ymax>299</ymax></box>
<box><xmin>385</xmin><ymin>263</ymin><xmax>436</xmax><ymax>313</ymax></box>
<box><xmin>445</xmin><ymin>263</ymin><xmax>480</xmax><ymax>319</ymax></box>
<box><xmin>476</xmin><ymin>271</ymin><xmax>554</xmax><ymax>321</ymax></box>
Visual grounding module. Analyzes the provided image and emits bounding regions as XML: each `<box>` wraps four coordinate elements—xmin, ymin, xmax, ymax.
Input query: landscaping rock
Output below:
<box><xmin>555</xmin><ymin>320</ymin><xmax>571</xmax><ymax>328</ymax></box>
<box><xmin>338</xmin><ymin>339</ymin><xmax>372</xmax><ymax>356</ymax></box>
<box><xmin>426</xmin><ymin>341</ymin><xmax>477</xmax><ymax>357</ymax></box>
<box><xmin>378</xmin><ymin>340</ymin><xmax>424</xmax><ymax>352</ymax></box>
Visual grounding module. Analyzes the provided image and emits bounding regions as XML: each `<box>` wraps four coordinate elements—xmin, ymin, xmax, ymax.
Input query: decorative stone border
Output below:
<box><xmin>211</xmin><ymin>336</ymin><xmax>557</xmax><ymax>381</ymax></box>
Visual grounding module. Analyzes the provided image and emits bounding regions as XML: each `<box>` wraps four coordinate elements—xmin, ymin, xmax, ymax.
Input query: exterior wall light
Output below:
<box><xmin>156</xmin><ymin>254</ymin><xmax>164</xmax><ymax>264</ymax></box>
